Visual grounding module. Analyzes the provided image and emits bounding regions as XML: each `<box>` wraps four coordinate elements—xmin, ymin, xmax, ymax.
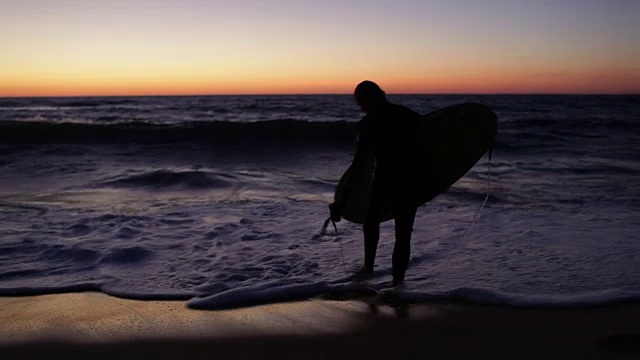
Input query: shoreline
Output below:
<box><xmin>1</xmin><ymin>293</ymin><xmax>639</xmax><ymax>359</ymax></box>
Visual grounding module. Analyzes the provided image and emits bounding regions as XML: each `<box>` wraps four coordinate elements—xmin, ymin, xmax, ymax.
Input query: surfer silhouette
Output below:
<box><xmin>330</xmin><ymin>80</ymin><xmax>421</xmax><ymax>286</ymax></box>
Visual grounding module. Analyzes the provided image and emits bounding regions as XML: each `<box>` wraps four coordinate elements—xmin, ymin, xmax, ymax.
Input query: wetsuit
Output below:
<box><xmin>353</xmin><ymin>101</ymin><xmax>421</xmax><ymax>284</ymax></box>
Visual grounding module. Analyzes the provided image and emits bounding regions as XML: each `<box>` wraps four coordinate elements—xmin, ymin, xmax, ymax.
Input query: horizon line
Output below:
<box><xmin>1</xmin><ymin>92</ymin><xmax>638</xmax><ymax>99</ymax></box>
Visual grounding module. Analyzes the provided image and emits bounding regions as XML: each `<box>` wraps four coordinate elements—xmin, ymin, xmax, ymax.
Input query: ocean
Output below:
<box><xmin>0</xmin><ymin>94</ymin><xmax>638</xmax><ymax>309</ymax></box>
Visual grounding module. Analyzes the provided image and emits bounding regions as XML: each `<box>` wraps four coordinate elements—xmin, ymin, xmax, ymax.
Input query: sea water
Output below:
<box><xmin>1</xmin><ymin>94</ymin><xmax>638</xmax><ymax>309</ymax></box>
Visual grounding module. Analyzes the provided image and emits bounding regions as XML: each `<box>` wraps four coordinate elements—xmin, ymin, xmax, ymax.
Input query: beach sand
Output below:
<box><xmin>1</xmin><ymin>293</ymin><xmax>639</xmax><ymax>359</ymax></box>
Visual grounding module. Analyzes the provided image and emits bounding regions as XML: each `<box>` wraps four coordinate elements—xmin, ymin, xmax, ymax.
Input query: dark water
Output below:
<box><xmin>0</xmin><ymin>94</ymin><xmax>638</xmax><ymax>309</ymax></box>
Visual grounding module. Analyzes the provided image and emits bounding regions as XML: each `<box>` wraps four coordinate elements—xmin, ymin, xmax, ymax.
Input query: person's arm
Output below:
<box><xmin>350</xmin><ymin>128</ymin><xmax>369</xmax><ymax>174</ymax></box>
<box><xmin>330</xmin><ymin>122</ymin><xmax>368</xmax><ymax>221</ymax></box>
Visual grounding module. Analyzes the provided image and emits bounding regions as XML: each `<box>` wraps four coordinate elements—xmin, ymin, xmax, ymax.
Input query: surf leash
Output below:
<box><xmin>462</xmin><ymin>150</ymin><xmax>492</xmax><ymax>238</ymax></box>
<box><xmin>314</xmin><ymin>217</ymin><xmax>338</xmax><ymax>239</ymax></box>
<box><xmin>313</xmin><ymin>216</ymin><xmax>352</xmax><ymax>278</ymax></box>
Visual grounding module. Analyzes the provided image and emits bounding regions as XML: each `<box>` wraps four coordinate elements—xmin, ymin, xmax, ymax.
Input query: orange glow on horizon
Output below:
<box><xmin>2</xmin><ymin>68</ymin><xmax>638</xmax><ymax>97</ymax></box>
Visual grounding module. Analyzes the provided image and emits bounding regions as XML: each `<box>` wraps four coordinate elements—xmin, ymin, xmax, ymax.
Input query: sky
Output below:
<box><xmin>1</xmin><ymin>0</ymin><xmax>639</xmax><ymax>96</ymax></box>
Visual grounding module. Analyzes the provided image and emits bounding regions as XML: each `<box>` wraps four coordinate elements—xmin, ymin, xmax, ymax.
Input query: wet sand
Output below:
<box><xmin>1</xmin><ymin>293</ymin><xmax>639</xmax><ymax>359</ymax></box>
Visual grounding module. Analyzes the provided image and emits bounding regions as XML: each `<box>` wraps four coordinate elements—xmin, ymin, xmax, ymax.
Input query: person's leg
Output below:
<box><xmin>392</xmin><ymin>205</ymin><xmax>417</xmax><ymax>285</ymax></box>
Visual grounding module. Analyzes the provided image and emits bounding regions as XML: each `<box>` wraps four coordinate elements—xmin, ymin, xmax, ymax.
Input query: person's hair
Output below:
<box><xmin>354</xmin><ymin>80</ymin><xmax>386</xmax><ymax>104</ymax></box>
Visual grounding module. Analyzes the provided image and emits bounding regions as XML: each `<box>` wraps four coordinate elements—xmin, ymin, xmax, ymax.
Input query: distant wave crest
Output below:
<box><xmin>0</xmin><ymin>120</ymin><xmax>358</xmax><ymax>147</ymax></box>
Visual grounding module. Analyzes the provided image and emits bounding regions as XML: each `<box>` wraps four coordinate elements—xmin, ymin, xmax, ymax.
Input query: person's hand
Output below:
<box><xmin>328</xmin><ymin>202</ymin><xmax>342</xmax><ymax>222</ymax></box>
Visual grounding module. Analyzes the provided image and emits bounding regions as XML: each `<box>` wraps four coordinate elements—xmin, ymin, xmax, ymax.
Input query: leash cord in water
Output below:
<box><xmin>315</xmin><ymin>217</ymin><xmax>348</xmax><ymax>274</ymax></box>
<box><xmin>462</xmin><ymin>152</ymin><xmax>492</xmax><ymax>238</ymax></box>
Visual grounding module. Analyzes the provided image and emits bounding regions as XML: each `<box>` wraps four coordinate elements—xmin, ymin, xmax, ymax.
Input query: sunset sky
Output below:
<box><xmin>1</xmin><ymin>0</ymin><xmax>638</xmax><ymax>96</ymax></box>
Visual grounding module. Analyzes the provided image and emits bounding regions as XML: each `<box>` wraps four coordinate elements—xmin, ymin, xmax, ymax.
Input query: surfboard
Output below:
<box><xmin>334</xmin><ymin>102</ymin><xmax>497</xmax><ymax>224</ymax></box>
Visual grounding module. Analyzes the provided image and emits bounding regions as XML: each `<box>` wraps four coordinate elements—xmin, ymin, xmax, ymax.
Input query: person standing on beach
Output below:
<box><xmin>330</xmin><ymin>80</ymin><xmax>421</xmax><ymax>286</ymax></box>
